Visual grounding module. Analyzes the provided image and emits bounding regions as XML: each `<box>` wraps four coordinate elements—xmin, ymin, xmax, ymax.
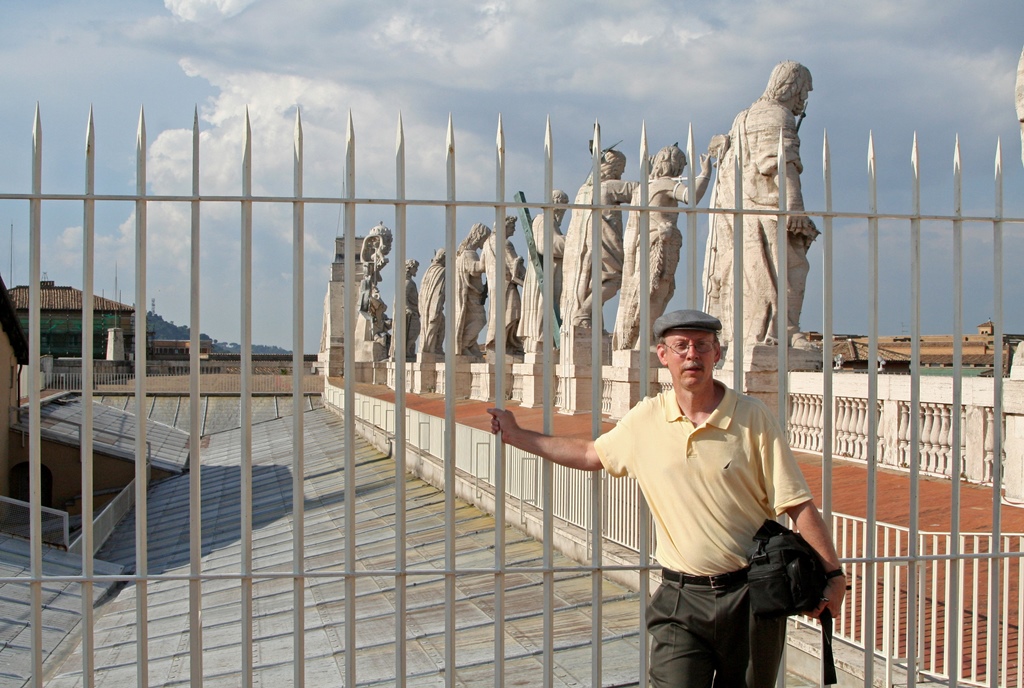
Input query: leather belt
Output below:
<box><xmin>661</xmin><ymin>567</ymin><xmax>749</xmax><ymax>589</ymax></box>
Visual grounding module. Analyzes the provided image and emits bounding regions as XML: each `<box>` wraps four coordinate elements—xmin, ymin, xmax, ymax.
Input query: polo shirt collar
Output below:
<box><xmin>661</xmin><ymin>381</ymin><xmax>737</xmax><ymax>430</ymax></box>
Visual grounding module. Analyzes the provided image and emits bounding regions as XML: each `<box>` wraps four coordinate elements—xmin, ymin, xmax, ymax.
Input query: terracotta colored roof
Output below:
<box><xmin>9</xmin><ymin>282</ymin><xmax>134</xmax><ymax>313</ymax></box>
<box><xmin>831</xmin><ymin>339</ymin><xmax>910</xmax><ymax>363</ymax></box>
<box><xmin>833</xmin><ymin>339</ymin><xmax>1009</xmax><ymax>373</ymax></box>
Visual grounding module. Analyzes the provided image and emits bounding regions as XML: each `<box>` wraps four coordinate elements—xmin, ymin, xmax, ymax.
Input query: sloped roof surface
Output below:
<box><xmin>42</xmin><ymin>409</ymin><xmax>641</xmax><ymax>686</ymax></box>
<box><xmin>9</xmin><ymin>284</ymin><xmax>134</xmax><ymax>313</ymax></box>
<box><xmin>0</xmin><ymin>535</ymin><xmax>123</xmax><ymax>687</ymax></box>
<box><xmin>12</xmin><ymin>394</ymin><xmax>190</xmax><ymax>473</ymax></box>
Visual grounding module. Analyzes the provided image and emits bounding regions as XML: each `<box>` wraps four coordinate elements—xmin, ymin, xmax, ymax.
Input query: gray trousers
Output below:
<box><xmin>647</xmin><ymin>580</ymin><xmax>787</xmax><ymax>688</ymax></box>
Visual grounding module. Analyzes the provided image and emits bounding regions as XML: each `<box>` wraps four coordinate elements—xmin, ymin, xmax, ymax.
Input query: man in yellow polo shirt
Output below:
<box><xmin>487</xmin><ymin>308</ymin><xmax>845</xmax><ymax>687</ymax></box>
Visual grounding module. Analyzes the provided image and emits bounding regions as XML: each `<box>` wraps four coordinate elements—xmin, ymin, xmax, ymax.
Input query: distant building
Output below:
<box><xmin>151</xmin><ymin>338</ymin><xmax>213</xmax><ymax>358</ymax></box>
<box><xmin>8</xmin><ymin>280</ymin><xmax>148</xmax><ymax>358</ymax></box>
<box><xmin>1</xmin><ymin>273</ymin><xmax>29</xmax><ymax>499</ymax></box>
<box><xmin>820</xmin><ymin>322</ymin><xmax>1024</xmax><ymax>376</ymax></box>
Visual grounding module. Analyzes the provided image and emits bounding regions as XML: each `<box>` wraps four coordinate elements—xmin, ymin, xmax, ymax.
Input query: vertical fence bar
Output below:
<box><xmin>685</xmin><ymin>124</ymin><xmax>697</xmax><ymax>308</ymax></box>
<box><xmin>589</xmin><ymin>120</ymin><xmax>602</xmax><ymax>436</ymax></box>
<box><xmin>133</xmin><ymin>107</ymin><xmax>150</xmax><ymax>688</ymax></box>
<box><xmin>343</xmin><ymin>111</ymin><xmax>358</xmax><ymax>688</ymax></box>
<box><xmin>948</xmin><ymin>137</ymin><xmax>964</xmax><ymax>687</ymax></box>
<box><xmin>988</xmin><ymin>139</ymin><xmax>1004</xmax><ymax>688</ymax></box>
<box><xmin>81</xmin><ymin>108</ymin><xmax>96</xmax><ymax>687</ymax></box>
<box><xmin>541</xmin><ymin>117</ymin><xmax>555</xmax><ymax>688</ymax></box>
<box><xmin>731</xmin><ymin>138</ymin><xmax>744</xmax><ymax>386</ymax></box>
<box><xmin>908</xmin><ymin>133</ymin><xmax>922</xmax><ymax>688</ymax></box>
<box><xmin>774</xmin><ymin>129</ymin><xmax>791</xmax><ymax>688</ymax></box>
<box><xmin>393</xmin><ymin>113</ymin><xmax>408</xmax><ymax>686</ymax></box>
<box><xmin>820</xmin><ymin>128</ymin><xmax>839</xmax><ymax>688</ymax></box>
<box><xmin>188</xmin><ymin>107</ymin><xmax>204</xmax><ymax>686</ymax></box>
<box><xmin>28</xmin><ymin>105</ymin><xmax>43</xmax><ymax>688</ymax></box>
<box><xmin>588</xmin><ymin>120</ymin><xmax>603</xmax><ymax>688</ymax></box>
<box><xmin>443</xmin><ymin>115</ymin><xmax>457</xmax><ymax>688</ymax></box>
<box><xmin>637</xmin><ymin>123</ymin><xmax>651</xmax><ymax>688</ymax></box>
<box><xmin>820</xmin><ymin>131</ymin><xmax>833</xmax><ymax>525</ymax></box>
<box><xmin>1011</xmin><ymin>536</ymin><xmax>1019</xmax><ymax>688</ymax></box>
<box><xmin>776</xmin><ymin>131</ymin><xmax>789</xmax><ymax>420</ymax></box>
<box><xmin>291</xmin><ymin>108</ymin><xmax>306</xmax><ymax>688</ymax></box>
<box><xmin>240</xmin><ymin>108</ymin><xmax>254</xmax><ymax>688</ymax></box>
<box><xmin>865</xmin><ymin>132</ymin><xmax>879</xmax><ymax>686</ymax></box>
<box><xmin>492</xmin><ymin>115</ymin><xmax>507</xmax><ymax>685</ymax></box>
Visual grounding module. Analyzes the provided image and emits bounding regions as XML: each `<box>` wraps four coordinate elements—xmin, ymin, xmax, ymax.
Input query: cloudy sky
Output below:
<box><xmin>2</xmin><ymin>0</ymin><xmax>1023</xmax><ymax>352</ymax></box>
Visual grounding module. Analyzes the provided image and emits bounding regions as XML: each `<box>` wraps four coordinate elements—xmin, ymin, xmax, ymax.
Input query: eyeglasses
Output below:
<box><xmin>662</xmin><ymin>339</ymin><xmax>716</xmax><ymax>356</ymax></box>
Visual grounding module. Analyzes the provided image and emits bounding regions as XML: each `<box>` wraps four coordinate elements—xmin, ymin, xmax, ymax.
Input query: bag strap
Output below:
<box><xmin>753</xmin><ymin>519</ymin><xmax>789</xmax><ymax>542</ymax></box>
<box><xmin>819</xmin><ymin>609</ymin><xmax>837</xmax><ymax>685</ymax></box>
<box><xmin>751</xmin><ymin>519</ymin><xmax>787</xmax><ymax>563</ymax></box>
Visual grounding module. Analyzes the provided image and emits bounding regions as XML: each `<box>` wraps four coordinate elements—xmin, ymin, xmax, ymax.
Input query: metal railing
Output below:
<box><xmin>7</xmin><ymin>103</ymin><xmax>1024</xmax><ymax>687</ymax></box>
<box><xmin>68</xmin><ymin>480</ymin><xmax>135</xmax><ymax>556</ymax></box>
<box><xmin>0</xmin><ymin>495</ymin><xmax>69</xmax><ymax>549</ymax></box>
<box><xmin>39</xmin><ymin>370</ymin><xmax>323</xmax><ymax>394</ymax></box>
<box><xmin>334</xmin><ymin>384</ymin><xmax>1024</xmax><ymax>687</ymax></box>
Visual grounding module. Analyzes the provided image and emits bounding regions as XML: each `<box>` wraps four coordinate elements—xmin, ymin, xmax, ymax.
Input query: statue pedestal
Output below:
<box><xmin>556</xmin><ymin>326</ymin><xmax>612</xmax><ymax>415</ymax></box>
<box><xmin>316</xmin><ymin>347</ymin><xmax>343</xmax><ymax>377</ymax></box>
<box><xmin>469</xmin><ymin>361</ymin><xmax>515</xmax><ymax>402</ymax></box>
<box><xmin>385</xmin><ymin>360</ymin><xmax>417</xmax><ymax>392</ymax></box>
<box><xmin>718</xmin><ymin>344</ymin><xmax>823</xmax><ymax>418</ymax></box>
<box><xmin>561</xmin><ymin>325</ymin><xmax>611</xmax><ymax>367</ymax></box>
<box><xmin>353</xmin><ymin>313</ymin><xmax>388</xmax><ymax>363</ymax></box>
<box><xmin>352</xmin><ymin>361</ymin><xmax>387</xmax><ymax>384</ymax></box>
<box><xmin>409</xmin><ymin>353</ymin><xmax>443</xmax><ymax>394</ymax></box>
<box><xmin>556</xmin><ymin>365</ymin><xmax>595</xmax><ymax>415</ymax></box>
<box><xmin>607</xmin><ymin>349</ymin><xmax>661</xmax><ymax>421</ymax></box>
<box><xmin>432</xmin><ymin>356</ymin><xmax>474</xmax><ymax>398</ymax></box>
<box><xmin>514</xmin><ymin>351</ymin><xmax>560</xmax><ymax>408</ymax></box>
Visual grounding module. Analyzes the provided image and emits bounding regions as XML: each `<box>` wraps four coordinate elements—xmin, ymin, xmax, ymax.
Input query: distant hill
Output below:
<box><xmin>147</xmin><ymin>311</ymin><xmax>290</xmax><ymax>355</ymax></box>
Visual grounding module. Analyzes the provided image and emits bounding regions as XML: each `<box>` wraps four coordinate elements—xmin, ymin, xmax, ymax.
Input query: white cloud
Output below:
<box><xmin>165</xmin><ymin>0</ymin><xmax>258</xmax><ymax>22</ymax></box>
<box><xmin>4</xmin><ymin>0</ymin><xmax>1024</xmax><ymax>347</ymax></box>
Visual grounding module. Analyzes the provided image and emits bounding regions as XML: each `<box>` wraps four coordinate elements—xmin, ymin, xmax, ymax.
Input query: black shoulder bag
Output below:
<box><xmin>748</xmin><ymin>519</ymin><xmax>837</xmax><ymax>685</ymax></box>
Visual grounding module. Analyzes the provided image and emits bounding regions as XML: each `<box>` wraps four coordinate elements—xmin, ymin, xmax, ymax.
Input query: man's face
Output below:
<box><xmin>656</xmin><ymin>329</ymin><xmax>721</xmax><ymax>391</ymax></box>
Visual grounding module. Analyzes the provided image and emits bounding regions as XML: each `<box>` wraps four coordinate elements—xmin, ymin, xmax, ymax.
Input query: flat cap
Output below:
<box><xmin>653</xmin><ymin>309</ymin><xmax>722</xmax><ymax>339</ymax></box>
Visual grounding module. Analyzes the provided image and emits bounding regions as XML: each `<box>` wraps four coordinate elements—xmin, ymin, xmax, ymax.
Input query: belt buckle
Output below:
<box><xmin>709</xmin><ymin>573</ymin><xmax>729</xmax><ymax>590</ymax></box>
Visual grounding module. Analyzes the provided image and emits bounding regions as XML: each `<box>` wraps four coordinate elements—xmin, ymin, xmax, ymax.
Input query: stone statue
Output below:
<box><xmin>358</xmin><ymin>222</ymin><xmax>393</xmax><ymax>316</ymax></box>
<box><xmin>483</xmin><ymin>215</ymin><xmax>527</xmax><ymax>355</ymax></box>
<box><xmin>560</xmin><ymin>148</ymin><xmax>639</xmax><ymax>330</ymax></box>
<box><xmin>517</xmin><ymin>189</ymin><xmax>569</xmax><ymax>353</ymax></box>
<box><xmin>454</xmin><ymin>222</ymin><xmax>491</xmax><ymax>358</ymax></box>
<box><xmin>390</xmin><ymin>259</ymin><xmax>421</xmax><ymax>359</ymax></box>
<box><xmin>703</xmin><ymin>61</ymin><xmax>818</xmax><ymax>350</ymax></box>
<box><xmin>1017</xmin><ymin>46</ymin><xmax>1024</xmax><ymax>168</ymax></box>
<box><xmin>613</xmin><ymin>145</ymin><xmax>713</xmax><ymax>350</ymax></box>
<box><xmin>418</xmin><ymin>249</ymin><xmax>446</xmax><ymax>356</ymax></box>
<box><xmin>367</xmin><ymin>286</ymin><xmax>391</xmax><ymax>353</ymax></box>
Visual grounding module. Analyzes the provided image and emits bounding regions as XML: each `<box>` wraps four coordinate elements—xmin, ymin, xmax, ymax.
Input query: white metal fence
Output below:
<box><xmin>333</xmin><ymin>384</ymin><xmax>1024</xmax><ymax>687</ymax></box>
<box><xmin>0</xmin><ymin>495</ymin><xmax>69</xmax><ymax>549</ymax></box>
<box><xmin>6</xmin><ymin>104</ymin><xmax>1024</xmax><ymax>687</ymax></box>
<box><xmin>39</xmin><ymin>370</ymin><xmax>323</xmax><ymax>394</ymax></box>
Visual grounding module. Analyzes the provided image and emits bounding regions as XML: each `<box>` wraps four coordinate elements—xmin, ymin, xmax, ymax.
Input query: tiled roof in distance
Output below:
<box><xmin>9</xmin><ymin>281</ymin><xmax>134</xmax><ymax>312</ymax></box>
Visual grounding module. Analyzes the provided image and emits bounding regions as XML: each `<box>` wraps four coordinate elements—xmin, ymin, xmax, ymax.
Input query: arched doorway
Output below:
<box><xmin>9</xmin><ymin>462</ymin><xmax>54</xmax><ymax>508</ymax></box>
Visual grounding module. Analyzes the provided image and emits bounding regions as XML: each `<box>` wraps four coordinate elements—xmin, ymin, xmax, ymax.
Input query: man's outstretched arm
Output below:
<box><xmin>487</xmin><ymin>407</ymin><xmax>603</xmax><ymax>472</ymax></box>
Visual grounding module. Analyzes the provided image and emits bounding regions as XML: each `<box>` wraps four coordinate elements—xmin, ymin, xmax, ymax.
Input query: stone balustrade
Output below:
<box><xmin>788</xmin><ymin>372</ymin><xmax>1024</xmax><ymax>499</ymax></box>
<box><xmin>367</xmin><ymin>358</ymin><xmax>1024</xmax><ymax>500</ymax></box>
